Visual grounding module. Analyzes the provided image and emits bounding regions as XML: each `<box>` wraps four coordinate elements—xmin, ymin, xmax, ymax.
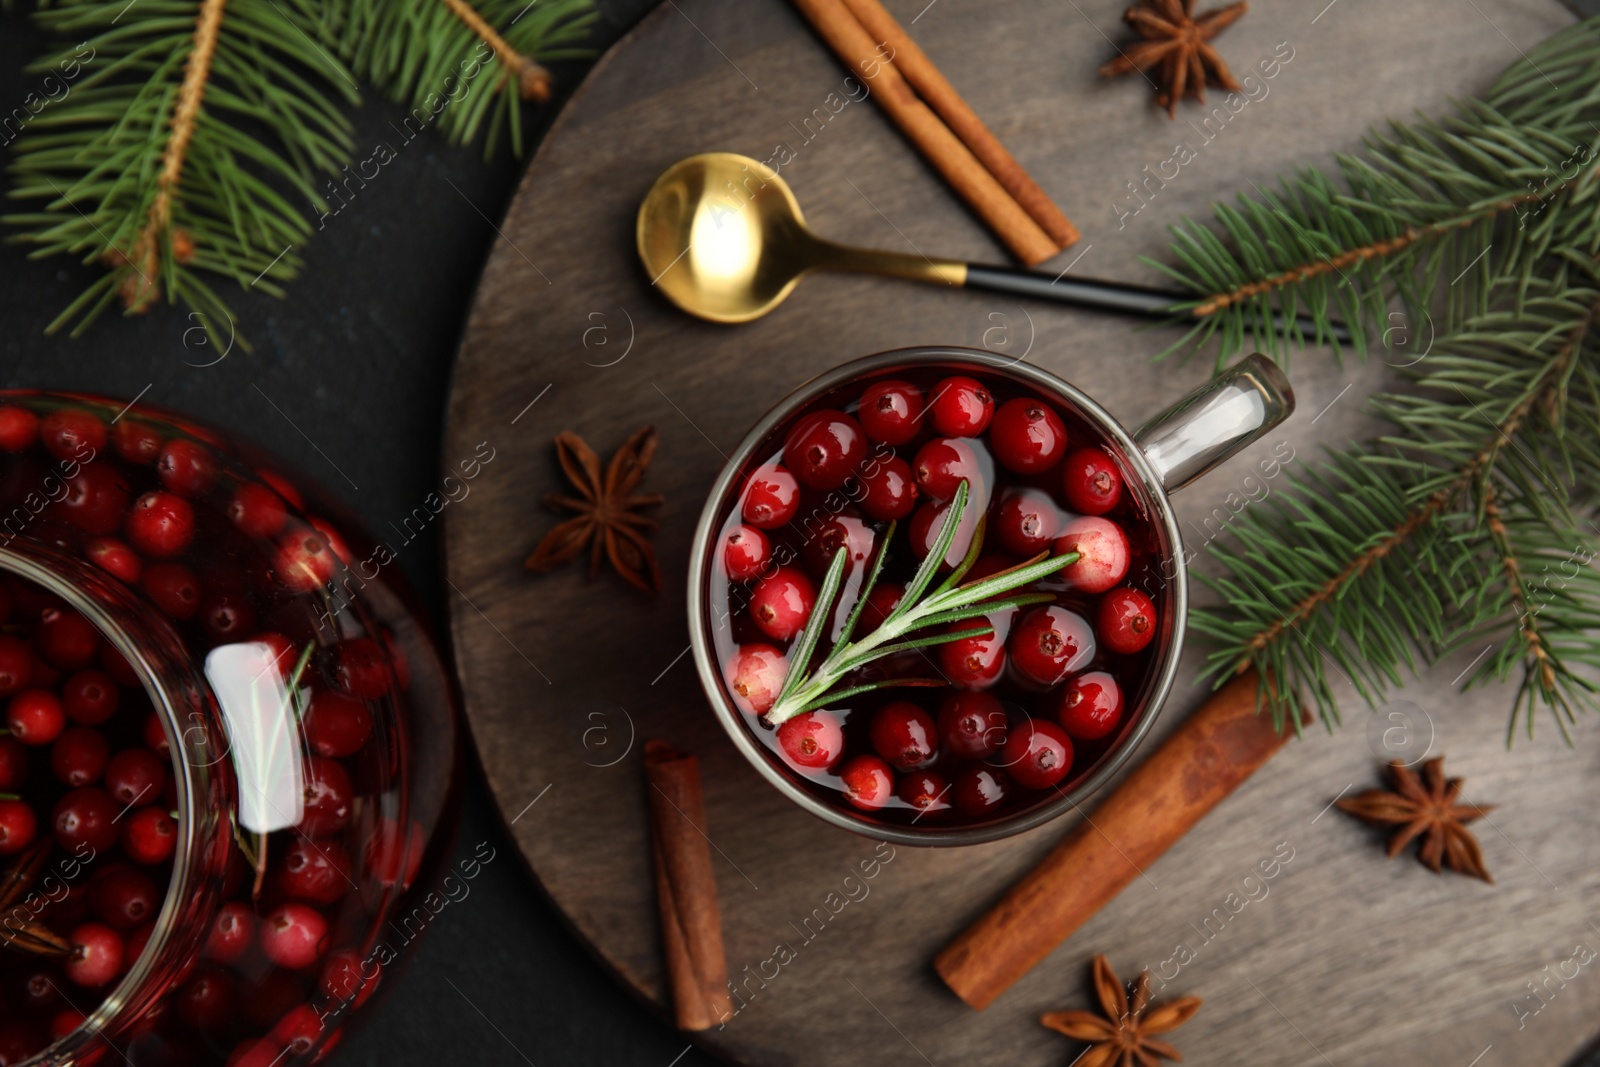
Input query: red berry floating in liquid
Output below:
<box><xmin>331</xmin><ymin>637</ymin><xmax>392</xmax><ymax>699</ymax></box>
<box><xmin>800</xmin><ymin>512</ymin><xmax>875</xmax><ymax>580</ymax></box>
<box><xmin>40</xmin><ymin>409</ymin><xmax>107</xmax><ymax>463</ymax></box>
<box><xmin>105</xmin><ymin>748</ymin><xmax>165</xmax><ymax>807</ymax></box>
<box><xmin>749</xmin><ymin>566</ymin><xmax>815</xmax><ymax>642</ymax></box>
<box><xmin>1007</xmin><ymin>606</ymin><xmax>1095</xmax><ymax>688</ymax></box>
<box><xmin>741</xmin><ymin>465</ymin><xmax>800</xmax><ymax>529</ymax></box>
<box><xmin>1000</xmin><ymin>719</ymin><xmax>1075</xmax><ymax>790</ymax></box>
<box><xmin>723</xmin><ymin>525</ymin><xmax>771</xmax><ymax>581</ymax></box>
<box><xmin>1059</xmin><ymin>671</ymin><xmax>1124</xmax><ymax>740</ymax></box>
<box><xmin>121</xmin><ymin>806</ymin><xmax>177</xmax><ymax>865</ymax></box>
<box><xmin>303</xmin><ymin>691</ymin><xmax>373</xmax><ymax>758</ymax></box>
<box><xmin>909</xmin><ymin>497</ymin><xmax>980</xmax><ymax>568</ymax></box>
<box><xmin>1054</xmin><ymin>516</ymin><xmax>1130</xmax><ymax>594</ymax></box>
<box><xmin>297</xmin><ymin>757</ymin><xmax>353</xmax><ymax>837</ymax></box>
<box><xmin>85</xmin><ymin>538</ymin><xmax>142</xmax><ymax>584</ymax></box>
<box><xmin>838</xmin><ymin>755</ymin><xmax>893</xmax><ymax>811</ymax></box>
<box><xmin>912</xmin><ymin>437</ymin><xmax>986</xmax><ymax>501</ymax></box>
<box><xmin>896</xmin><ymin>771</ymin><xmax>951</xmax><ymax>815</ymax></box>
<box><xmin>937</xmin><ymin>616</ymin><xmax>1007</xmax><ymax>690</ymax></box>
<box><xmin>91</xmin><ymin>866</ymin><xmax>161</xmax><ymax>929</ymax></box>
<box><xmin>723</xmin><ymin>643</ymin><xmax>787</xmax><ymax>716</ymax></box>
<box><xmin>203</xmin><ymin>902</ymin><xmax>257</xmax><ymax>965</ymax></box>
<box><xmin>51</xmin><ymin>726</ymin><xmax>110</xmax><ymax>786</ymax></box>
<box><xmin>994</xmin><ymin>487</ymin><xmax>1060</xmax><ymax>557</ymax></box>
<box><xmin>937</xmin><ymin>691</ymin><xmax>1007</xmax><ymax>760</ymax></box>
<box><xmin>259</xmin><ymin>904</ymin><xmax>329</xmax><ymax>970</ymax></box>
<box><xmin>0</xmin><ymin>799</ymin><xmax>37</xmax><ymax>855</ymax></box>
<box><xmin>989</xmin><ymin>398</ymin><xmax>1067</xmax><ymax>473</ymax></box>
<box><xmin>141</xmin><ymin>562</ymin><xmax>202</xmax><ymax>621</ymax></box>
<box><xmin>112</xmin><ymin>419</ymin><xmax>163</xmax><ymax>465</ymax></box>
<box><xmin>125</xmin><ymin>491</ymin><xmax>195</xmax><ymax>558</ymax></box>
<box><xmin>928</xmin><ymin>376</ymin><xmax>993</xmax><ymax>437</ymax></box>
<box><xmin>0</xmin><ymin>406</ymin><xmax>39</xmax><ymax>452</ymax></box>
<box><xmin>0</xmin><ymin>638</ymin><xmax>33</xmax><ymax>696</ymax></box>
<box><xmin>858</xmin><ymin>380</ymin><xmax>924</xmax><ymax>445</ymax></box>
<box><xmin>1098</xmin><ymin>587</ymin><xmax>1158</xmax><ymax>654</ymax></box>
<box><xmin>274</xmin><ymin>838</ymin><xmax>352</xmax><ymax>906</ymax></box>
<box><xmin>228</xmin><ymin>483</ymin><xmax>288</xmax><ymax>538</ymax></box>
<box><xmin>53</xmin><ymin>786</ymin><xmax>119</xmax><ymax>853</ymax></box>
<box><xmin>858</xmin><ymin>455</ymin><xmax>918</xmax><ymax>521</ymax></box>
<box><xmin>64</xmin><ymin>922</ymin><xmax>123</xmax><ymax>987</ymax></box>
<box><xmin>776</xmin><ymin>711</ymin><xmax>844</xmax><ymax>771</ymax></box>
<box><xmin>951</xmin><ymin>765</ymin><xmax>1010</xmax><ymax>818</ymax></box>
<box><xmin>37</xmin><ymin>608</ymin><xmax>101</xmax><ymax>670</ymax></box>
<box><xmin>156</xmin><ymin>439</ymin><xmax>218</xmax><ymax>496</ymax></box>
<box><xmin>9</xmin><ymin>689</ymin><xmax>66</xmax><ymax>745</ymax></box>
<box><xmin>782</xmin><ymin>410</ymin><xmax>867</xmax><ymax>490</ymax></box>
<box><xmin>53</xmin><ymin>463</ymin><xmax>130</xmax><ymax>536</ymax></box>
<box><xmin>1062</xmin><ymin>448</ymin><xmax>1124</xmax><ymax>515</ymax></box>
<box><xmin>868</xmin><ymin>701</ymin><xmax>938</xmax><ymax>770</ymax></box>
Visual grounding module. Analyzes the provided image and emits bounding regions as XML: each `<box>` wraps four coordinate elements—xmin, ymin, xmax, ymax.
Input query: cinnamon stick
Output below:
<box><xmin>837</xmin><ymin>0</ymin><xmax>1079</xmax><ymax>248</ymax></box>
<box><xmin>792</xmin><ymin>0</ymin><xmax>1061</xmax><ymax>266</ymax></box>
<box><xmin>644</xmin><ymin>740</ymin><xmax>732</xmax><ymax>1030</ymax></box>
<box><xmin>934</xmin><ymin>670</ymin><xmax>1295</xmax><ymax>1010</ymax></box>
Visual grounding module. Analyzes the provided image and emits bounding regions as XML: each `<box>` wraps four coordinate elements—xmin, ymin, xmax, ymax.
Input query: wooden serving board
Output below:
<box><xmin>440</xmin><ymin>2</ymin><xmax>1600</xmax><ymax>1064</ymax></box>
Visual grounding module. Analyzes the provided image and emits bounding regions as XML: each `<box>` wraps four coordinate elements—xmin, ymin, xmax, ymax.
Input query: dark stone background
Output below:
<box><xmin>0</xmin><ymin>2</ymin><xmax>717</xmax><ymax>1063</ymax></box>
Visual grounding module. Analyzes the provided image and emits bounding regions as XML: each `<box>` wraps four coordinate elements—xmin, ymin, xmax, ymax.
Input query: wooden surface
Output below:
<box><xmin>440</xmin><ymin>2</ymin><xmax>1600</xmax><ymax>1064</ymax></box>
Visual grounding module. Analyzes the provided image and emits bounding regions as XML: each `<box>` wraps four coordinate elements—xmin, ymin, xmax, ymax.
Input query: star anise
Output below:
<box><xmin>525</xmin><ymin>426</ymin><xmax>664</xmax><ymax>594</ymax></box>
<box><xmin>0</xmin><ymin>839</ymin><xmax>70</xmax><ymax>959</ymax></box>
<box><xmin>1335</xmin><ymin>757</ymin><xmax>1495</xmax><ymax>883</ymax></box>
<box><xmin>1099</xmin><ymin>0</ymin><xmax>1247</xmax><ymax>119</ymax></box>
<box><xmin>1041</xmin><ymin>955</ymin><xmax>1202</xmax><ymax>1067</ymax></box>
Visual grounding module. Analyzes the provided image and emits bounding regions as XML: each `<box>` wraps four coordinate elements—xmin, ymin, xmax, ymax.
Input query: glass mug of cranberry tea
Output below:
<box><xmin>0</xmin><ymin>394</ymin><xmax>459</xmax><ymax>1065</ymax></box>
<box><xmin>689</xmin><ymin>348</ymin><xmax>1293</xmax><ymax>846</ymax></box>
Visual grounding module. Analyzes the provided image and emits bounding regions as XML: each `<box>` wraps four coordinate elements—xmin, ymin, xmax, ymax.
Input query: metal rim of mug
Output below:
<box><xmin>686</xmin><ymin>346</ymin><xmax>1189</xmax><ymax>847</ymax></box>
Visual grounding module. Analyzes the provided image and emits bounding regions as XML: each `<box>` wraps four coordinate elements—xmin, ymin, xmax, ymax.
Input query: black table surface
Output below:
<box><xmin>1</xmin><ymin>2</ymin><xmax>718</xmax><ymax>1063</ymax></box>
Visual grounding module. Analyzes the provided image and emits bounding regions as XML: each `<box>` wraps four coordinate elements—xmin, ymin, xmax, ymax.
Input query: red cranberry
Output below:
<box><xmin>177</xmin><ymin>967</ymin><xmax>238</xmax><ymax>1029</ymax></box>
<box><xmin>1008</xmin><ymin>606</ymin><xmax>1095</xmax><ymax>687</ymax></box>
<box><xmin>51</xmin><ymin>726</ymin><xmax>109</xmax><ymax>786</ymax></box>
<box><xmin>141</xmin><ymin>711</ymin><xmax>170</xmax><ymax>758</ymax></box>
<box><xmin>40</xmin><ymin>410</ymin><xmax>107</xmax><ymax>462</ymax></box>
<box><xmin>199</xmin><ymin>589</ymin><xmax>256</xmax><ymax>642</ymax></box>
<box><xmin>782</xmin><ymin>410</ymin><xmax>867</xmax><ymax>490</ymax></box>
<box><xmin>320</xmin><ymin>949</ymin><xmax>377</xmax><ymax>1008</ymax></box>
<box><xmin>952</xmin><ymin>766</ymin><xmax>1011</xmax><ymax>817</ymax></box>
<box><xmin>857</xmin><ymin>379</ymin><xmax>924</xmax><ymax>445</ymax></box>
<box><xmin>0</xmin><ymin>799</ymin><xmax>37</xmax><ymax>855</ymax></box>
<box><xmin>125</xmin><ymin>491</ymin><xmax>194</xmax><ymax>558</ymax></box>
<box><xmin>227</xmin><ymin>482</ymin><xmax>288</xmax><ymax>538</ymax></box>
<box><xmin>937</xmin><ymin>616</ymin><xmax>1007</xmax><ymax>689</ymax></box>
<box><xmin>0</xmin><ymin>407</ymin><xmax>39</xmax><ymax>453</ymax></box>
<box><xmin>106</xmin><ymin>748</ymin><xmax>165</xmax><ymax>807</ymax></box>
<box><xmin>260</xmin><ymin>904</ymin><xmax>329</xmax><ymax>970</ymax></box>
<box><xmin>857</xmin><ymin>584</ymin><xmax>903</xmax><ymax>634</ymax></box>
<box><xmin>928</xmin><ymin>376</ymin><xmax>993</xmax><ymax>437</ymax></box>
<box><xmin>91</xmin><ymin>865</ymin><xmax>161</xmax><ymax>929</ymax></box>
<box><xmin>364</xmin><ymin>818</ymin><xmax>424</xmax><ymax>889</ymax></box>
<box><xmin>304</xmin><ymin>690</ymin><xmax>373</xmax><ymax>758</ymax></box>
<box><xmin>1098</xmin><ymin>588</ymin><xmax>1158</xmax><ymax>654</ymax></box>
<box><xmin>749</xmin><ymin>566</ymin><xmax>815</xmax><ymax>641</ymax></box>
<box><xmin>776</xmin><ymin>710</ymin><xmax>844</xmax><ymax>771</ymax></box>
<box><xmin>800</xmin><ymin>512</ymin><xmax>875</xmax><ymax>580</ymax></box>
<box><xmin>203</xmin><ymin>902</ymin><xmax>257</xmax><ymax>964</ymax></box>
<box><xmin>308</xmin><ymin>514</ymin><xmax>353</xmax><ymax>565</ymax></box>
<box><xmin>723</xmin><ymin>524</ymin><xmax>771</xmax><ymax>581</ymax></box>
<box><xmin>858</xmin><ymin>456</ymin><xmax>918</xmax><ymax>521</ymax></box>
<box><xmin>937</xmin><ymin>691</ymin><xmax>1007</xmax><ymax>759</ymax></box>
<box><xmin>0</xmin><ymin>736</ymin><xmax>27</xmax><ymax>790</ymax></box>
<box><xmin>112</xmin><ymin>419</ymin><xmax>163</xmax><ymax>465</ymax></box>
<box><xmin>912</xmin><ymin>437</ymin><xmax>987</xmax><ymax>501</ymax></box>
<box><xmin>36</xmin><ymin>608</ymin><xmax>100</xmax><ymax>670</ymax></box>
<box><xmin>52</xmin><ymin>462</ymin><xmax>131</xmax><ymax>536</ymax></box>
<box><xmin>868</xmin><ymin>701</ymin><xmax>938</xmax><ymax>770</ymax></box>
<box><xmin>1055</xmin><ymin>516</ymin><xmax>1131</xmax><ymax>594</ymax></box>
<box><xmin>723</xmin><ymin>643</ymin><xmax>787</xmax><ymax>715</ymax></box>
<box><xmin>65</xmin><ymin>922</ymin><xmax>123</xmax><ymax>987</ymax></box>
<box><xmin>838</xmin><ymin>755</ymin><xmax>893</xmax><ymax>811</ymax></box>
<box><xmin>8</xmin><ymin>689</ymin><xmax>65</xmax><ymax>745</ymax></box>
<box><xmin>271</xmin><ymin>1003</ymin><xmax>326</xmax><ymax>1055</ymax></box>
<box><xmin>48</xmin><ymin>1009</ymin><xmax>84</xmax><ymax>1042</ymax></box>
<box><xmin>121</xmin><ymin>806</ymin><xmax>177</xmax><ymax>865</ymax></box>
<box><xmin>298</xmin><ymin>757</ymin><xmax>353</xmax><ymax>836</ymax></box>
<box><xmin>331</xmin><ymin>637</ymin><xmax>392</xmax><ymax>699</ymax></box>
<box><xmin>53</xmin><ymin>786</ymin><xmax>119</xmax><ymax>853</ymax></box>
<box><xmin>0</xmin><ymin>638</ymin><xmax>32</xmax><ymax>696</ymax></box>
<box><xmin>1062</xmin><ymin>448</ymin><xmax>1125</xmax><ymax>515</ymax></box>
<box><xmin>1001</xmin><ymin>719</ymin><xmax>1075</xmax><ymax>789</ymax></box>
<box><xmin>896</xmin><ymin>771</ymin><xmax>951</xmax><ymax>815</ymax></box>
<box><xmin>741</xmin><ymin>464</ymin><xmax>800</xmax><ymax>529</ymax></box>
<box><xmin>141</xmin><ymin>562</ymin><xmax>202</xmax><ymax>620</ymax></box>
<box><xmin>995</xmin><ymin>487</ymin><xmax>1061</xmax><ymax>557</ymax></box>
<box><xmin>909</xmin><ymin>497</ymin><xmax>980</xmax><ymax>568</ymax></box>
<box><xmin>274</xmin><ymin>838</ymin><xmax>352</xmax><ymax>906</ymax></box>
<box><xmin>274</xmin><ymin>528</ymin><xmax>337</xmax><ymax>593</ymax></box>
<box><xmin>1060</xmin><ymin>671</ymin><xmax>1125</xmax><ymax>740</ymax></box>
<box><xmin>85</xmin><ymin>538</ymin><xmax>142</xmax><ymax>583</ymax></box>
<box><xmin>990</xmin><ymin>398</ymin><xmax>1067</xmax><ymax>473</ymax></box>
<box><xmin>156</xmin><ymin>439</ymin><xmax>217</xmax><ymax>496</ymax></box>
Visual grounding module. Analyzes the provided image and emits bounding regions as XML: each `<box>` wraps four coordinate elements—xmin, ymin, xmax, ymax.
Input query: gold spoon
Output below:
<box><xmin>636</xmin><ymin>152</ymin><xmax>1342</xmax><ymax>339</ymax></box>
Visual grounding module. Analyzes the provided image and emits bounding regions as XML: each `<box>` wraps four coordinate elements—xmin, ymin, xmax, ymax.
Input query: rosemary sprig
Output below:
<box><xmin>765</xmin><ymin>480</ymin><xmax>1079</xmax><ymax>725</ymax></box>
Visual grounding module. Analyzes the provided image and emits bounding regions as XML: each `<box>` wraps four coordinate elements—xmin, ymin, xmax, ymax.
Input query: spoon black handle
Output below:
<box><xmin>962</xmin><ymin>264</ymin><xmax>1352</xmax><ymax>345</ymax></box>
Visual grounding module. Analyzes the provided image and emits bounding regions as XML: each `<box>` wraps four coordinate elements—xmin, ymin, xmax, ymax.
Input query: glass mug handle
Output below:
<box><xmin>1133</xmin><ymin>353</ymin><xmax>1295</xmax><ymax>494</ymax></box>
